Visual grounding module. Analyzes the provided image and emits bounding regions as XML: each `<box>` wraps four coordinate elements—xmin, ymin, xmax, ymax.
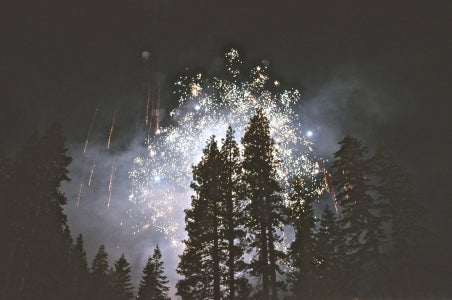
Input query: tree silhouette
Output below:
<box><xmin>242</xmin><ymin>109</ymin><xmax>286</xmax><ymax>300</ymax></box>
<box><xmin>112</xmin><ymin>253</ymin><xmax>134</xmax><ymax>299</ymax></box>
<box><xmin>138</xmin><ymin>245</ymin><xmax>170</xmax><ymax>300</ymax></box>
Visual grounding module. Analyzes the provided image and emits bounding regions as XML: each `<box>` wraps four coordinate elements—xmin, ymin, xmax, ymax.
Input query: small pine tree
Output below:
<box><xmin>138</xmin><ymin>245</ymin><xmax>170</xmax><ymax>300</ymax></box>
<box><xmin>72</xmin><ymin>234</ymin><xmax>89</xmax><ymax>298</ymax></box>
<box><xmin>90</xmin><ymin>245</ymin><xmax>114</xmax><ymax>299</ymax></box>
<box><xmin>112</xmin><ymin>254</ymin><xmax>134</xmax><ymax>299</ymax></box>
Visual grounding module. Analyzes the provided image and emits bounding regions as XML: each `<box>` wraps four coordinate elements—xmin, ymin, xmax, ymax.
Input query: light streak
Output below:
<box><xmin>88</xmin><ymin>163</ymin><xmax>96</xmax><ymax>186</ymax></box>
<box><xmin>84</xmin><ymin>108</ymin><xmax>98</xmax><ymax>154</ymax></box>
<box><xmin>107</xmin><ymin>162</ymin><xmax>116</xmax><ymax>208</ymax></box>
<box><xmin>107</xmin><ymin>110</ymin><xmax>118</xmax><ymax>149</ymax></box>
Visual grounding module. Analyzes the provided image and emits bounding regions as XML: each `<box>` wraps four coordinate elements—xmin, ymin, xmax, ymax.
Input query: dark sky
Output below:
<box><xmin>2</xmin><ymin>0</ymin><xmax>451</xmax><ymax>294</ymax></box>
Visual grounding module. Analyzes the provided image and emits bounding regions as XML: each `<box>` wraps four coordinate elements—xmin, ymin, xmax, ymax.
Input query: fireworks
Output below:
<box><xmin>84</xmin><ymin>108</ymin><xmax>98</xmax><ymax>154</ymax></box>
<box><xmin>127</xmin><ymin>49</ymin><xmax>324</xmax><ymax>247</ymax></box>
<box><xmin>107</xmin><ymin>161</ymin><xmax>117</xmax><ymax>208</ymax></box>
<box><xmin>107</xmin><ymin>110</ymin><xmax>118</xmax><ymax>149</ymax></box>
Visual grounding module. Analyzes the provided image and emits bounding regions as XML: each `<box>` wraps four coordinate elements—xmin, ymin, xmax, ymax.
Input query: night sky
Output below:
<box><xmin>2</xmin><ymin>0</ymin><xmax>451</xmax><ymax>295</ymax></box>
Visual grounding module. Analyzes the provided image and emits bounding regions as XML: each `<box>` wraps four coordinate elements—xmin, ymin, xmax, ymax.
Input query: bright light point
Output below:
<box><xmin>154</xmin><ymin>175</ymin><xmax>161</xmax><ymax>182</ymax></box>
<box><xmin>155</xmin><ymin>129</ymin><xmax>161</xmax><ymax>135</ymax></box>
<box><xmin>307</xmin><ymin>130</ymin><xmax>313</xmax><ymax>137</ymax></box>
<box><xmin>194</xmin><ymin>104</ymin><xmax>200</xmax><ymax>111</ymax></box>
<box><xmin>274</xmin><ymin>80</ymin><xmax>280</xmax><ymax>87</ymax></box>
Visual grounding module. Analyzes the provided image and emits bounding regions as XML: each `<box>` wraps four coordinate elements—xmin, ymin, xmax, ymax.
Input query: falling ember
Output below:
<box><xmin>107</xmin><ymin>162</ymin><xmax>117</xmax><ymax>208</ymax></box>
<box><xmin>323</xmin><ymin>166</ymin><xmax>338</xmax><ymax>213</ymax></box>
<box><xmin>107</xmin><ymin>110</ymin><xmax>118</xmax><ymax>149</ymax></box>
<box><xmin>76</xmin><ymin>175</ymin><xmax>84</xmax><ymax>207</ymax></box>
<box><xmin>88</xmin><ymin>163</ymin><xmax>96</xmax><ymax>186</ymax></box>
<box><xmin>83</xmin><ymin>108</ymin><xmax>98</xmax><ymax>154</ymax></box>
<box><xmin>146</xmin><ymin>85</ymin><xmax>152</xmax><ymax>127</ymax></box>
<box><xmin>156</xmin><ymin>85</ymin><xmax>161</xmax><ymax>133</ymax></box>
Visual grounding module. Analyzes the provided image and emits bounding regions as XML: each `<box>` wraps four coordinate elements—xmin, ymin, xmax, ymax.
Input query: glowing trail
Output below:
<box><xmin>156</xmin><ymin>85</ymin><xmax>160</xmax><ymax>134</ymax></box>
<box><xmin>107</xmin><ymin>162</ymin><xmax>116</xmax><ymax>208</ymax></box>
<box><xmin>84</xmin><ymin>108</ymin><xmax>98</xmax><ymax>154</ymax></box>
<box><xmin>76</xmin><ymin>174</ymin><xmax>84</xmax><ymax>207</ymax></box>
<box><xmin>146</xmin><ymin>84</ymin><xmax>152</xmax><ymax>127</ymax></box>
<box><xmin>107</xmin><ymin>110</ymin><xmax>118</xmax><ymax>149</ymax></box>
<box><xmin>88</xmin><ymin>163</ymin><xmax>96</xmax><ymax>186</ymax></box>
<box><xmin>322</xmin><ymin>165</ymin><xmax>338</xmax><ymax>213</ymax></box>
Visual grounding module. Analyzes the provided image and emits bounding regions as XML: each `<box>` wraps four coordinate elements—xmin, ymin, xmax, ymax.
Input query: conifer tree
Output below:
<box><xmin>1</xmin><ymin>124</ymin><xmax>73</xmax><ymax>299</ymax></box>
<box><xmin>241</xmin><ymin>109</ymin><xmax>285</xmax><ymax>300</ymax></box>
<box><xmin>219</xmin><ymin>126</ymin><xmax>247</xmax><ymax>300</ymax></box>
<box><xmin>90</xmin><ymin>245</ymin><xmax>114</xmax><ymax>299</ymax></box>
<box><xmin>372</xmin><ymin>147</ymin><xmax>425</xmax><ymax>296</ymax></box>
<box><xmin>138</xmin><ymin>245</ymin><xmax>170</xmax><ymax>300</ymax></box>
<box><xmin>72</xmin><ymin>234</ymin><xmax>89</xmax><ymax>299</ymax></box>
<box><xmin>112</xmin><ymin>254</ymin><xmax>134</xmax><ymax>299</ymax></box>
<box><xmin>330</xmin><ymin>135</ymin><xmax>385</xmax><ymax>296</ymax></box>
<box><xmin>177</xmin><ymin>137</ymin><xmax>223</xmax><ymax>299</ymax></box>
<box><xmin>287</xmin><ymin>176</ymin><xmax>317</xmax><ymax>299</ymax></box>
<box><xmin>314</xmin><ymin>206</ymin><xmax>341</xmax><ymax>298</ymax></box>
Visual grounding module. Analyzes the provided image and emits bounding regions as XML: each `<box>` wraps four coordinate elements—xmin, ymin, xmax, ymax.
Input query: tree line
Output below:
<box><xmin>0</xmin><ymin>116</ymin><xmax>433</xmax><ymax>299</ymax></box>
<box><xmin>0</xmin><ymin>124</ymin><xmax>170</xmax><ymax>299</ymax></box>
<box><xmin>176</xmin><ymin>109</ymin><xmax>427</xmax><ymax>299</ymax></box>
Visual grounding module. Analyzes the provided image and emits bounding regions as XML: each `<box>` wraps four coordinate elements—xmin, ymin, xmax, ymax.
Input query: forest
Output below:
<box><xmin>0</xmin><ymin>111</ymin><xmax>432</xmax><ymax>299</ymax></box>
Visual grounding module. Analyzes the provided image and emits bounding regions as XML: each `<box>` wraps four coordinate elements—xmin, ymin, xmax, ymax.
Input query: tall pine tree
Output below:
<box><xmin>330</xmin><ymin>135</ymin><xmax>385</xmax><ymax>297</ymax></box>
<box><xmin>219</xmin><ymin>126</ymin><xmax>248</xmax><ymax>300</ymax></box>
<box><xmin>242</xmin><ymin>109</ymin><xmax>286</xmax><ymax>300</ymax></box>
<box><xmin>1</xmin><ymin>124</ymin><xmax>73</xmax><ymax>299</ymax></box>
<box><xmin>177</xmin><ymin>137</ymin><xmax>223</xmax><ymax>299</ymax></box>
<box><xmin>138</xmin><ymin>245</ymin><xmax>170</xmax><ymax>300</ymax></box>
<box><xmin>372</xmin><ymin>147</ymin><xmax>426</xmax><ymax>296</ymax></box>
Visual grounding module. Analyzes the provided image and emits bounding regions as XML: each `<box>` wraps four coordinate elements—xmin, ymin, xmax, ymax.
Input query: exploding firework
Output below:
<box><xmin>127</xmin><ymin>49</ymin><xmax>325</xmax><ymax>247</ymax></box>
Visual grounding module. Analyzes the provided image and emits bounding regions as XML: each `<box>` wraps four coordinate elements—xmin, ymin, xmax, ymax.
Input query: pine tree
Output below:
<box><xmin>72</xmin><ymin>234</ymin><xmax>89</xmax><ymax>299</ymax></box>
<box><xmin>372</xmin><ymin>147</ymin><xmax>425</xmax><ymax>296</ymax></box>
<box><xmin>241</xmin><ymin>109</ymin><xmax>286</xmax><ymax>300</ymax></box>
<box><xmin>287</xmin><ymin>176</ymin><xmax>317</xmax><ymax>299</ymax></box>
<box><xmin>177</xmin><ymin>137</ymin><xmax>223</xmax><ymax>299</ymax></box>
<box><xmin>219</xmin><ymin>126</ymin><xmax>248</xmax><ymax>300</ymax></box>
<box><xmin>111</xmin><ymin>254</ymin><xmax>134</xmax><ymax>299</ymax></box>
<box><xmin>90</xmin><ymin>245</ymin><xmax>114</xmax><ymax>299</ymax></box>
<box><xmin>330</xmin><ymin>135</ymin><xmax>385</xmax><ymax>296</ymax></box>
<box><xmin>1</xmin><ymin>124</ymin><xmax>73</xmax><ymax>299</ymax></box>
<box><xmin>138</xmin><ymin>245</ymin><xmax>170</xmax><ymax>300</ymax></box>
<box><xmin>313</xmin><ymin>206</ymin><xmax>341</xmax><ymax>298</ymax></box>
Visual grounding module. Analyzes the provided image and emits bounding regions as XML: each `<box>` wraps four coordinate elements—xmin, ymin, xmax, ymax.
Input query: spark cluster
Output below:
<box><xmin>127</xmin><ymin>49</ymin><xmax>323</xmax><ymax>247</ymax></box>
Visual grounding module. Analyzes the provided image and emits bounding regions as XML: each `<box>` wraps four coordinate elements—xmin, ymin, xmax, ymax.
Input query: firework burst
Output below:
<box><xmin>127</xmin><ymin>49</ymin><xmax>324</xmax><ymax>247</ymax></box>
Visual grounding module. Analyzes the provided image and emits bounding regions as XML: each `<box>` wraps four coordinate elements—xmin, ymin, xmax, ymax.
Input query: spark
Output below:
<box><xmin>146</xmin><ymin>84</ymin><xmax>152</xmax><ymax>127</ymax></box>
<box><xmin>107</xmin><ymin>162</ymin><xmax>117</xmax><ymax>208</ymax></box>
<box><xmin>307</xmin><ymin>130</ymin><xmax>313</xmax><ymax>137</ymax></box>
<box><xmin>107</xmin><ymin>110</ymin><xmax>118</xmax><ymax>149</ymax></box>
<box><xmin>76</xmin><ymin>174</ymin><xmax>84</xmax><ymax>207</ymax></box>
<box><xmin>84</xmin><ymin>108</ymin><xmax>98</xmax><ymax>154</ymax></box>
<box><xmin>88</xmin><ymin>163</ymin><xmax>96</xmax><ymax>186</ymax></box>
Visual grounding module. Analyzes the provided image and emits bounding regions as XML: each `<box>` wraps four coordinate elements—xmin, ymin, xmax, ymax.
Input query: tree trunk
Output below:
<box><xmin>268</xmin><ymin>227</ymin><xmax>278</xmax><ymax>300</ymax></box>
